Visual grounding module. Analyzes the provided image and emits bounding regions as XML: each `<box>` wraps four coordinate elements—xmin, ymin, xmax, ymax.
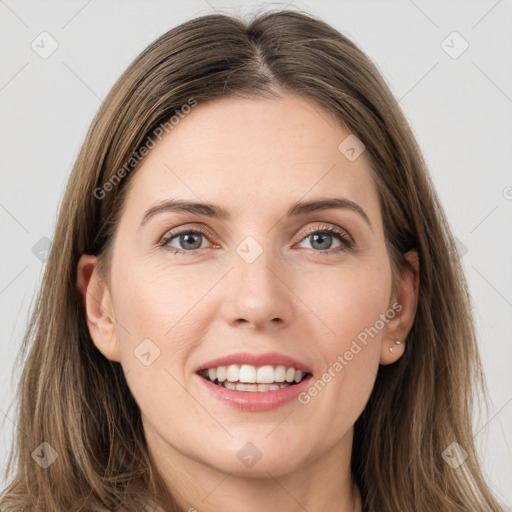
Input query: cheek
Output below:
<box><xmin>302</xmin><ymin>262</ymin><xmax>391</xmax><ymax>348</ymax></box>
<box><xmin>112</xmin><ymin>251</ymin><xmax>213</xmax><ymax>331</ymax></box>
<box><xmin>297</xmin><ymin>265</ymin><xmax>390</xmax><ymax>423</ymax></box>
<box><xmin>301</xmin><ymin>262</ymin><xmax>390</xmax><ymax>395</ymax></box>
<box><xmin>111</xmin><ymin>246</ymin><xmax>391</xmax><ymax>366</ymax></box>
<box><xmin>109</xmin><ymin>254</ymin><xmax>214</xmax><ymax>370</ymax></box>
<box><xmin>109</xmin><ymin>259</ymin><xmax>211</xmax><ymax>426</ymax></box>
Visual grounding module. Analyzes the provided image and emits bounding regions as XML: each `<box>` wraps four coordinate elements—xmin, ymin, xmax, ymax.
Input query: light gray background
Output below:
<box><xmin>1</xmin><ymin>0</ymin><xmax>511</xmax><ymax>507</ymax></box>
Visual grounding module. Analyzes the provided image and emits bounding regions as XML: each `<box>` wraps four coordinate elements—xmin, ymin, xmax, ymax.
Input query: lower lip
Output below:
<box><xmin>195</xmin><ymin>373</ymin><xmax>313</xmax><ymax>412</ymax></box>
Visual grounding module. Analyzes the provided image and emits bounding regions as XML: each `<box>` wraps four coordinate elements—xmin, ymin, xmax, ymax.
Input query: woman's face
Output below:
<box><xmin>80</xmin><ymin>94</ymin><xmax>416</xmax><ymax>480</ymax></box>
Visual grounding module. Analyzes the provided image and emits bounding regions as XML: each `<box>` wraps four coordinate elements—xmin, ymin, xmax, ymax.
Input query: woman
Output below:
<box><xmin>0</xmin><ymin>8</ymin><xmax>506</xmax><ymax>512</ymax></box>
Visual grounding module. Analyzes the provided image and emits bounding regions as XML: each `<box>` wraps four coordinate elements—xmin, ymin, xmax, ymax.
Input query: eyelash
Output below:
<box><xmin>158</xmin><ymin>224</ymin><xmax>353</xmax><ymax>256</ymax></box>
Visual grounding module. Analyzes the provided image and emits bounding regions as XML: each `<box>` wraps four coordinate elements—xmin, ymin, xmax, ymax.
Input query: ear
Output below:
<box><xmin>76</xmin><ymin>254</ymin><xmax>121</xmax><ymax>362</ymax></box>
<box><xmin>380</xmin><ymin>250</ymin><xmax>420</xmax><ymax>365</ymax></box>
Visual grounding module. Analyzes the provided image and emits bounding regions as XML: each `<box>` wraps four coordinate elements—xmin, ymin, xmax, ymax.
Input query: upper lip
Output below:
<box><xmin>196</xmin><ymin>351</ymin><xmax>313</xmax><ymax>374</ymax></box>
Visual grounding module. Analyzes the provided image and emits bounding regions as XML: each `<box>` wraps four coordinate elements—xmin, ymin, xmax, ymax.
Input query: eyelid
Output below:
<box><xmin>158</xmin><ymin>224</ymin><xmax>216</xmax><ymax>246</ymax></box>
<box><xmin>296</xmin><ymin>223</ymin><xmax>353</xmax><ymax>244</ymax></box>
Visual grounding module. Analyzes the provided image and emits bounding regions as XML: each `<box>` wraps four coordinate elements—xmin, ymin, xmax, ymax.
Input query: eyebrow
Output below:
<box><xmin>139</xmin><ymin>197</ymin><xmax>373</xmax><ymax>231</ymax></box>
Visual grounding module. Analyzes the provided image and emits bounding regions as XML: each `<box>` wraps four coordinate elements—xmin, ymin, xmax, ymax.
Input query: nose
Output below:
<box><xmin>220</xmin><ymin>240</ymin><xmax>296</xmax><ymax>330</ymax></box>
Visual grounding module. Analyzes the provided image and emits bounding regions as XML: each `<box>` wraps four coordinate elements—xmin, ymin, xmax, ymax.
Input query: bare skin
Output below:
<box><xmin>77</xmin><ymin>94</ymin><xmax>419</xmax><ymax>512</ymax></box>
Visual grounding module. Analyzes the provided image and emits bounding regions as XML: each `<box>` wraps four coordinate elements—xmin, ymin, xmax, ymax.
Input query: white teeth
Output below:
<box><xmin>216</xmin><ymin>366</ymin><xmax>227</xmax><ymax>382</ymax></box>
<box><xmin>201</xmin><ymin>363</ymin><xmax>309</xmax><ymax>389</ymax></box>
<box><xmin>256</xmin><ymin>365</ymin><xmax>275</xmax><ymax>384</ymax></box>
<box><xmin>226</xmin><ymin>364</ymin><xmax>239</xmax><ymax>382</ymax></box>
<box><xmin>239</xmin><ymin>364</ymin><xmax>256</xmax><ymax>383</ymax></box>
<box><xmin>274</xmin><ymin>365</ymin><xmax>286</xmax><ymax>382</ymax></box>
<box><xmin>216</xmin><ymin>381</ymin><xmax>293</xmax><ymax>391</ymax></box>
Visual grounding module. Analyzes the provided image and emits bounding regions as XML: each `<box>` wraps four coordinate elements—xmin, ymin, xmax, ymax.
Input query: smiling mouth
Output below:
<box><xmin>197</xmin><ymin>364</ymin><xmax>312</xmax><ymax>392</ymax></box>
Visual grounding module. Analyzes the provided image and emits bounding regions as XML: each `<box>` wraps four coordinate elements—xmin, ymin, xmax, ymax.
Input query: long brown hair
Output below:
<box><xmin>1</xmin><ymin>7</ymin><xmax>506</xmax><ymax>512</ymax></box>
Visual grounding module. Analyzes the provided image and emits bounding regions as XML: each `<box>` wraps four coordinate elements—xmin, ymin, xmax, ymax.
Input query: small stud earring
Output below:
<box><xmin>389</xmin><ymin>340</ymin><xmax>401</xmax><ymax>353</ymax></box>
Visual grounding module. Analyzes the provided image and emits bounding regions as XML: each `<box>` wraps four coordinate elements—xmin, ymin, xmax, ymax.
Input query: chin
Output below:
<box><xmin>198</xmin><ymin>441</ymin><xmax>310</xmax><ymax>478</ymax></box>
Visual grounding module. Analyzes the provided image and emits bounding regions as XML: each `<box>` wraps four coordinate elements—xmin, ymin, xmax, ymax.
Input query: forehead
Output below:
<box><xmin>122</xmin><ymin>94</ymin><xmax>380</xmax><ymax>223</ymax></box>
